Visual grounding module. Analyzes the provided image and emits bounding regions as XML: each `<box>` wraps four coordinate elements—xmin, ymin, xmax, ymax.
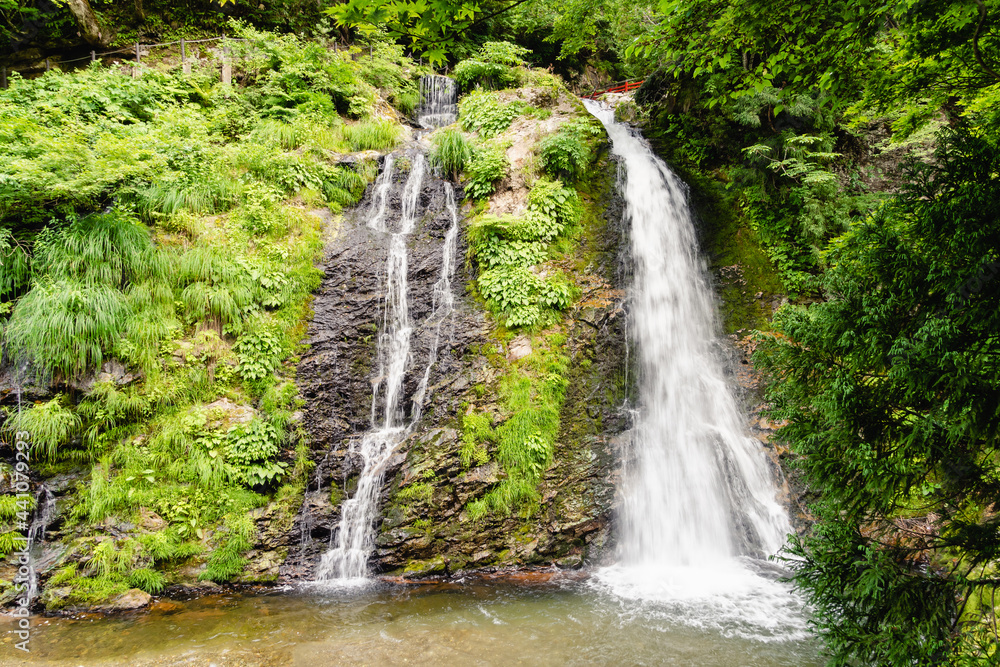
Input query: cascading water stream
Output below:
<box><xmin>416</xmin><ymin>75</ymin><xmax>458</xmax><ymax>129</ymax></box>
<box><xmin>410</xmin><ymin>183</ymin><xmax>459</xmax><ymax>424</ymax></box>
<box><xmin>584</xmin><ymin>100</ymin><xmax>807</xmax><ymax>640</ymax></box>
<box><xmin>315</xmin><ymin>155</ymin><xmax>459</xmax><ymax>582</ymax></box>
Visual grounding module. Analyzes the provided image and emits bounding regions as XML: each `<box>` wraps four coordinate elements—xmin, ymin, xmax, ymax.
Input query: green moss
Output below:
<box><xmin>683</xmin><ymin>171</ymin><xmax>784</xmax><ymax>333</ymax></box>
<box><xmin>467</xmin><ymin>342</ymin><xmax>569</xmax><ymax>519</ymax></box>
<box><xmin>396</xmin><ymin>482</ymin><xmax>433</xmax><ymax>504</ymax></box>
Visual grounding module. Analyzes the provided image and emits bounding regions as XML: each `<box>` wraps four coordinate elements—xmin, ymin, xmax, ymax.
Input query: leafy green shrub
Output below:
<box><xmin>234</xmin><ymin>329</ymin><xmax>285</xmax><ymax>383</ymax></box>
<box><xmin>452</xmin><ymin>42</ymin><xmax>530</xmax><ymax>93</ymax></box>
<box><xmin>477</xmin><ymin>267</ymin><xmax>573</xmax><ymax>327</ymax></box>
<box><xmin>467</xmin><ymin>179</ymin><xmax>581</xmax><ymax>327</ymax></box>
<box><xmin>225</xmin><ymin>419</ymin><xmax>288</xmax><ymax>487</ymax></box>
<box><xmin>525</xmin><ymin>178</ymin><xmax>583</xmax><ymax>241</ymax></box>
<box><xmin>459</xmin><ymin>91</ymin><xmax>525</xmax><ymax>138</ymax></box>
<box><xmin>5</xmin><ymin>279</ymin><xmax>128</xmax><ymax>379</ymax></box>
<box><xmin>539</xmin><ymin>132</ymin><xmax>588</xmax><ymax>181</ymax></box>
<box><xmin>470</xmin><ymin>228</ymin><xmax>548</xmax><ymax>269</ymax></box>
<box><xmin>465</xmin><ymin>144</ymin><xmax>510</xmax><ymax>200</ymax></box>
<box><xmin>429</xmin><ymin>128</ymin><xmax>475</xmax><ymax>180</ymax></box>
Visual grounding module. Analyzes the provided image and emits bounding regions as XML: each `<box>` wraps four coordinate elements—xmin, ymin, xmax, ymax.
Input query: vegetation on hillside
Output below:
<box><xmin>0</xmin><ymin>27</ymin><xmax>414</xmax><ymax>608</ymax></box>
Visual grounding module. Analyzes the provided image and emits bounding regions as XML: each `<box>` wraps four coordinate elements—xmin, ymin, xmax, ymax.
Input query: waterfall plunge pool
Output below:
<box><xmin>3</xmin><ymin>574</ymin><xmax>820</xmax><ymax>666</ymax></box>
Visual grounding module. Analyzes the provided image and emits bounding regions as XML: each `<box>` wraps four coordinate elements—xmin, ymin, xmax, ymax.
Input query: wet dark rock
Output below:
<box><xmin>282</xmin><ymin>141</ymin><xmax>630</xmax><ymax>582</ymax></box>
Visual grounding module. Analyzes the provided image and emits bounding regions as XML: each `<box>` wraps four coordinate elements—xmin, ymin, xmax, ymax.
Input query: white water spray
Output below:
<box><xmin>317</xmin><ymin>155</ymin><xmax>459</xmax><ymax>582</ymax></box>
<box><xmin>585</xmin><ymin>100</ymin><xmax>807</xmax><ymax>640</ymax></box>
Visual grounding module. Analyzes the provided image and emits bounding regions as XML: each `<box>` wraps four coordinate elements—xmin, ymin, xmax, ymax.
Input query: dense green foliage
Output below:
<box><xmin>0</xmin><ymin>29</ymin><xmax>414</xmax><ymax>596</ymax></box>
<box><xmin>757</xmin><ymin>125</ymin><xmax>1000</xmax><ymax>665</ymax></box>
<box><xmin>469</xmin><ymin>179</ymin><xmax>580</xmax><ymax>327</ymax></box>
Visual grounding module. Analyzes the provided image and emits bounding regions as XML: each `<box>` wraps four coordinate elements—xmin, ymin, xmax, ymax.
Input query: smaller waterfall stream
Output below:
<box><xmin>416</xmin><ymin>75</ymin><xmax>458</xmax><ymax>129</ymax></box>
<box><xmin>316</xmin><ymin>155</ymin><xmax>459</xmax><ymax>582</ymax></box>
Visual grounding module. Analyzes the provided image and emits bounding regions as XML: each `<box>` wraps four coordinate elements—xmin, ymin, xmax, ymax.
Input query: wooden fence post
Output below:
<box><xmin>221</xmin><ymin>38</ymin><xmax>232</xmax><ymax>84</ymax></box>
<box><xmin>90</xmin><ymin>50</ymin><xmax>96</xmax><ymax>62</ymax></box>
<box><xmin>181</xmin><ymin>38</ymin><xmax>191</xmax><ymax>74</ymax></box>
<box><xmin>1</xmin><ymin>67</ymin><xmax>6</xmax><ymax>89</ymax></box>
<box><xmin>45</xmin><ymin>58</ymin><xmax>50</xmax><ymax>71</ymax></box>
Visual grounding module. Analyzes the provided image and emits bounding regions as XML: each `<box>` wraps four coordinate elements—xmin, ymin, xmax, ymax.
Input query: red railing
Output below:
<box><xmin>582</xmin><ymin>79</ymin><xmax>644</xmax><ymax>99</ymax></box>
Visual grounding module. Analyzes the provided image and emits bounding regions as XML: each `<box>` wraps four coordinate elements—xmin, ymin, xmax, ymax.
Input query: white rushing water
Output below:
<box><xmin>317</xmin><ymin>155</ymin><xmax>459</xmax><ymax>582</ymax></box>
<box><xmin>411</xmin><ymin>183</ymin><xmax>459</xmax><ymax>423</ymax></box>
<box><xmin>584</xmin><ymin>100</ymin><xmax>807</xmax><ymax>640</ymax></box>
<box><xmin>416</xmin><ymin>75</ymin><xmax>458</xmax><ymax>129</ymax></box>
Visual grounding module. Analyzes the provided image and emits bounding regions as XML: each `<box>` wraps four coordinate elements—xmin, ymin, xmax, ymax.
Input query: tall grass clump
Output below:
<box><xmin>173</xmin><ymin>246</ymin><xmax>254</xmax><ymax>332</ymax></box>
<box><xmin>4</xmin><ymin>279</ymin><xmax>128</xmax><ymax>380</ymax></box>
<box><xmin>429</xmin><ymin>128</ymin><xmax>474</xmax><ymax>181</ymax></box>
<box><xmin>36</xmin><ymin>211</ymin><xmax>163</xmax><ymax>288</ymax></box>
<box><xmin>199</xmin><ymin>513</ymin><xmax>255</xmax><ymax>582</ymax></box>
<box><xmin>136</xmin><ymin>177</ymin><xmax>244</xmax><ymax>221</ymax></box>
<box><xmin>2</xmin><ymin>395</ymin><xmax>82</xmax><ymax>461</ymax></box>
<box><xmin>340</xmin><ymin>119</ymin><xmax>402</xmax><ymax>151</ymax></box>
<box><xmin>0</xmin><ymin>229</ymin><xmax>32</xmax><ymax>298</ymax></box>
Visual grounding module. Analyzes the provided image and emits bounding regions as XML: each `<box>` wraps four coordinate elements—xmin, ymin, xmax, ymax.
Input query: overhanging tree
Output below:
<box><xmin>756</xmin><ymin>123</ymin><xmax>1000</xmax><ymax>665</ymax></box>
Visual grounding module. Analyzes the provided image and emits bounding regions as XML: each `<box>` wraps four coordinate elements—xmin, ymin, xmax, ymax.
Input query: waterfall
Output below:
<box><xmin>24</xmin><ymin>484</ymin><xmax>56</xmax><ymax>604</ymax></box>
<box><xmin>410</xmin><ymin>183</ymin><xmax>459</xmax><ymax>423</ymax></box>
<box><xmin>584</xmin><ymin>100</ymin><xmax>806</xmax><ymax>639</ymax></box>
<box><xmin>416</xmin><ymin>75</ymin><xmax>457</xmax><ymax>129</ymax></box>
<box><xmin>315</xmin><ymin>155</ymin><xmax>459</xmax><ymax>582</ymax></box>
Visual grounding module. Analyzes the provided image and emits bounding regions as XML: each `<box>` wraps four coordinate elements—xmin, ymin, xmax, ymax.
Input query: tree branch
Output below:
<box><xmin>972</xmin><ymin>0</ymin><xmax>1000</xmax><ymax>80</ymax></box>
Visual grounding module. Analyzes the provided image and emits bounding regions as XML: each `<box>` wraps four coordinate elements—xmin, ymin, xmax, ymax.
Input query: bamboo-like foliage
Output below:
<box><xmin>5</xmin><ymin>279</ymin><xmax>128</xmax><ymax>379</ymax></box>
<box><xmin>136</xmin><ymin>177</ymin><xmax>244</xmax><ymax>220</ymax></box>
<box><xmin>0</xmin><ymin>228</ymin><xmax>32</xmax><ymax>298</ymax></box>
<box><xmin>2</xmin><ymin>394</ymin><xmax>82</xmax><ymax>461</ymax></box>
<box><xmin>429</xmin><ymin>128</ymin><xmax>474</xmax><ymax>181</ymax></box>
<box><xmin>173</xmin><ymin>246</ymin><xmax>255</xmax><ymax>331</ymax></box>
<box><xmin>251</xmin><ymin>117</ymin><xmax>339</xmax><ymax>151</ymax></box>
<box><xmin>36</xmin><ymin>212</ymin><xmax>164</xmax><ymax>288</ymax></box>
<box><xmin>340</xmin><ymin>119</ymin><xmax>402</xmax><ymax>151</ymax></box>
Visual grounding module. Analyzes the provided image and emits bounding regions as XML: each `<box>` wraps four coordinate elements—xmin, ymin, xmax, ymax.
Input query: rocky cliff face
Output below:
<box><xmin>286</xmin><ymin>125</ymin><xmax>630</xmax><ymax>580</ymax></box>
